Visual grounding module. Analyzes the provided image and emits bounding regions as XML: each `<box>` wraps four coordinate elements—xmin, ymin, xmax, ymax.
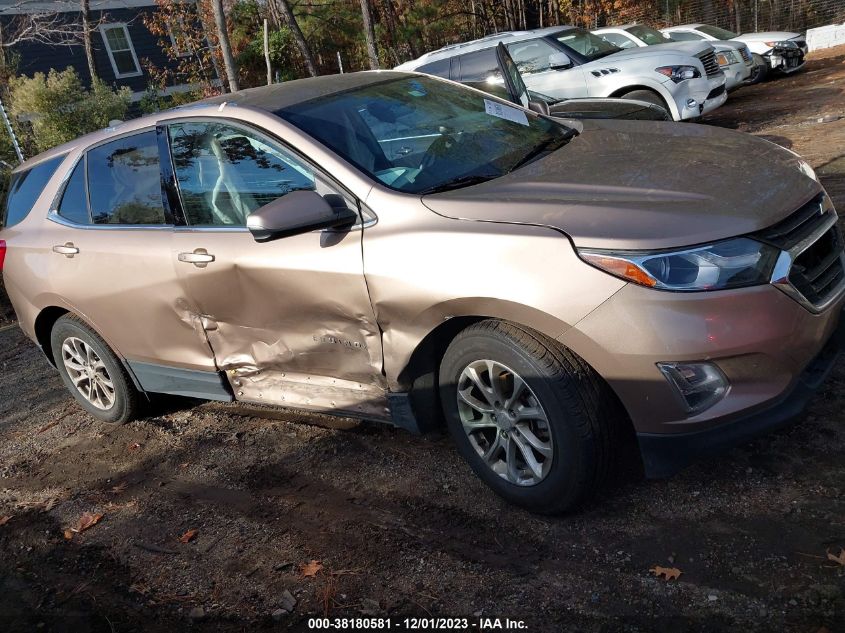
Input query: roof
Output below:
<box><xmin>396</xmin><ymin>25</ymin><xmax>577</xmax><ymax>70</ymax></box>
<box><xmin>13</xmin><ymin>71</ymin><xmax>414</xmax><ymax>172</ymax></box>
<box><xmin>593</xmin><ymin>23</ymin><xmax>637</xmax><ymax>32</ymax></box>
<box><xmin>0</xmin><ymin>0</ymin><xmax>158</xmax><ymax>15</ymax></box>
<box><xmin>198</xmin><ymin>71</ymin><xmax>409</xmax><ymax>111</ymax></box>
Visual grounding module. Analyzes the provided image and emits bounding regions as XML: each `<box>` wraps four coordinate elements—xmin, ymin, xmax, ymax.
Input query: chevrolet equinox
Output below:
<box><xmin>1</xmin><ymin>72</ymin><xmax>842</xmax><ymax>513</ymax></box>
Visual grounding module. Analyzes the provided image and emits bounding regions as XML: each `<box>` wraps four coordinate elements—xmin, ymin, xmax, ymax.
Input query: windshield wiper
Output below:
<box><xmin>417</xmin><ymin>173</ymin><xmax>501</xmax><ymax>195</ymax></box>
<box><xmin>508</xmin><ymin>128</ymin><xmax>579</xmax><ymax>172</ymax></box>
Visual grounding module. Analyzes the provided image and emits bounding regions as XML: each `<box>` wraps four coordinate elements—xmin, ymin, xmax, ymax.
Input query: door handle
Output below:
<box><xmin>178</xmin><ymin>249</ymin><xmax>215</xmax><ymax>268</ymax></box>
<box><xmin>52</xmin><ymin>243</ymin><xmax>79</xmax><ymax>257</ymax></box>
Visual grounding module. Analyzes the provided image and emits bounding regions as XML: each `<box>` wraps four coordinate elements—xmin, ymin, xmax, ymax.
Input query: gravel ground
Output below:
<box><xmin>1</xmin><ymin>47</ymin><xmax>845</xmax><ymax>633</ymax></box>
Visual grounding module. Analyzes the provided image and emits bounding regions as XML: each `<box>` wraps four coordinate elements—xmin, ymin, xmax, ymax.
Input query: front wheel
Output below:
<box><xmin>51</xmin><ymin>314</ymin><xmax>140</xmax><ymax>424</ymax></box>
<box><xmin>620</xmin><ymin>89</ymin><xmax>668</xmax><ymax>112</ymax></box>
<box><xmin>748</xmin><ymin>54</ymin><xmax>768</xmax><ymax>84</ymax></box>
<box><xmin>439</xmin><ymin>320</ymin><xmax>622</xmax><ymax>514</ymax></box>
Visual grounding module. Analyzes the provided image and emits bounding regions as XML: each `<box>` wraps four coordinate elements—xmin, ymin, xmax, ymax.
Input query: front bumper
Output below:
<box><xmin>671</xmin><ymin>74</ymin><xmax>727</xmax><ymax>119</ymax></box>
<box><xmin>766</xmin><ymin>46</ymin><xmax>805</xmax><ymax>73</ymax></box>
<box><xmin>722</xmin><ymin>60</ymin><xmax>752</xmax><ymax>90</ymax></box>
<box><xmin>558</xmin><ymin>279</ymin><xmax>845</xmax><ymax>467</ymax></box>
<box><xmin>638</xmin><ymin>315</ymin><xmax>844</xmax><ymax>477</ymax></box>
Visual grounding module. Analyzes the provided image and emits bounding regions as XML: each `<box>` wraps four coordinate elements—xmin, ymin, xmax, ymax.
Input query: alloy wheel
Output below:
<box><xmin>456</xmin><ymin>359</ymin><xmax>553</xmax><ymax>486</ymax></box>
<box><xmin>61</xmin><ymin>337</ymin><xmax>116</xmax><ymax>410</ymax></box>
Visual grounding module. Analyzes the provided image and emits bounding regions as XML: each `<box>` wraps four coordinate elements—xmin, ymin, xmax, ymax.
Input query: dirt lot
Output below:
<box><xmin>1</xmin><ymin>47</ymin><xmax>845</xmax><ymax>633</ymax></box>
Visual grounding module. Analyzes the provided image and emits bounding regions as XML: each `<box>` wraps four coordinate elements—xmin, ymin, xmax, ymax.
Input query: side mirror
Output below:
<box><xmin>548</xmin><ymin>52</ymin><xmax>572</xmax><ymax>69</ymax></box>
<box><xmin>247</xmin><ymin>190</ymin><xmax>358</xmax><ymax>243</ymax></box>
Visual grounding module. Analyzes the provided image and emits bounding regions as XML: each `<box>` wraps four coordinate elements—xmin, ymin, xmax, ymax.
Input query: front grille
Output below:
<box><xmin>789</xmin><ymin>227</ymin><xmax>844</xmax><ymax>305</ymax></box>
<box><xmin>706</xmin><ymin>84</ymin><xmax>726</xmax><ymax>100</ymax></box>
<box><xmin>755</xmin><ymin>194</ymin><xmax>845</xmax><ymax>309</ymax></box>
<box><xmin>697</xmin><ymin>50</ymin><xmax>722</xmax><ymax>78</ymax></box>
<box><xmin>755</xmin><ymin>194</ymin><xmax>827</xmax><ymax>251</ymax></box>
<box><xmin>739</xmin><ymin>46</ymin><xmax>753</xmax><ymax>65</ymax></box>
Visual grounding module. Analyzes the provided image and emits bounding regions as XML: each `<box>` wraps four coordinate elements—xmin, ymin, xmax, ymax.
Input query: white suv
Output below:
<box><xmin>594</xmin><ymin>24</ymin><xmax>753</xmax><ymax>91</ymax></box>
<box><xmin>661</xmin><ymin>24</ymin><xmax>806</xmax><ymax>81</ymax></box>
<box><xmin>395</xmin><ymin>26</ymin><xmax>727</xmax><ymax>121</ymax></box>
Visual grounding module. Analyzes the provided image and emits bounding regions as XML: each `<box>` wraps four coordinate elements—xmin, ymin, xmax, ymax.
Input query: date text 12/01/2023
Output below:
<box><xmin>306</xmin><ymin>617</ymin><xmax>529</xmax><ymax>630</ymax></box>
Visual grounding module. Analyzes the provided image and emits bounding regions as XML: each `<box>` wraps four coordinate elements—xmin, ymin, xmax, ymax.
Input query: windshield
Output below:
<box><xmin>554</xmin><ymin>28</ymin><xmax>620</xmax><ymax>61</ymax></box>
<box><xmin>276</xmin><ymin>76</ymin><xmax>571</xmax><ymax>195</ymax></box>
<box><xmin>698</xmin><ymin>25</ymin><xmax>738</xmax><ymax>40</ymax></box>
<box><xmin>627</xmin><ymin>25</ymin><xmax>671</xmax><ymax>45</ymax></box>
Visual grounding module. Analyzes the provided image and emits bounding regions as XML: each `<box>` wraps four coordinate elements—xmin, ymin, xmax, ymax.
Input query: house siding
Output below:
<box><xmin>2</xmin><ymin>6</ymin><xmax>199</xmax><ymax>96</ymax></box>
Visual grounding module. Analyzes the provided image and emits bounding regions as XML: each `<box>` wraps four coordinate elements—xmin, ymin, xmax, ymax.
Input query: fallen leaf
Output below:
<box><xmin>0</xmin><ymin>516</ymin><xmax>11</xmax><ymax>526</ymax></box>
<box><xmin>827</xmin><ymin>548</ymin><xmax>845</xmax><ymax>566</ymax></box>
<box><xmin>649</xmin><ymin>566</ymin><xmax>682</xmax><ymax>580</ymax></box>
<box><xmin>64</xmin><ymin>512</ymin><xmax>104</xmax><ymax>539</ymax></box>
<box><xmin>299</xmin><ymin>559</ymin><xmax>323</xmax><ymax>578</ymax></box>
<box><xmin>179</xmin><ymin>529</ymin><xmax>199</xmax><ymax>544</ymax></box>
<box><xmin>128</xmin><ymin>442</ymin><xmax>142</xmax><ymax>451</ymax></box>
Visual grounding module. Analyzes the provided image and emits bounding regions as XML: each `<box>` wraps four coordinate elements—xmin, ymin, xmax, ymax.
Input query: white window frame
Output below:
<box><xmin>167</xmin><ymin>18</ymin><xmax>192</xmax><ymax>58</ymax></box>
<box><xmin>99</xmin><ymin>23</ymin><xmax>142</xmax><ymax>79</ymax></box>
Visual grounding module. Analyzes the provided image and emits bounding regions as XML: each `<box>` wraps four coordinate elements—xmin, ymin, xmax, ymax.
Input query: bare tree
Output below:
<box><xmin>210</xmin><ymin>0</ymin><xmax>239</xmax><ymax>92</ymax></box>
<box><xmin>0</xmin><ymin>1</ymin><xmax>102</xmax><ymax>82</ymax></box>
<box><xmin>275</xmin><ymin>0</ymin><xmax>318</xmax><ymax>77</ymax></box>
<box><xmin>359</xmin><ymin>0</ymin><xmax>379</xmax><ymax>69</ymax></box>
<box><xmin>80</xmin><ymin>0</ymin><xmax>97</xmax><ymax>81</ymax></box>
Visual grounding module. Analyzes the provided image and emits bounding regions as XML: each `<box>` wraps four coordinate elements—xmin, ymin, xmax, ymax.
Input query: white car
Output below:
<box><xmin>594</xmin><ymin>24</ymin><xmax>753</xmax><ymax>91</ymax></box>
<box><xmin>396</xmin><ymin>26</ymin><xmax>727</xmax><ymax>121</ymax></box>
<box><xmin>661</xmin><ymin>23</ymin><xmax>806</xmax><ymax>80</ymax></box>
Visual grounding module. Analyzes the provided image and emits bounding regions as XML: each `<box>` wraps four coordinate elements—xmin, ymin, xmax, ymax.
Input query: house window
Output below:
<box><xmin>100</xmin><ymin>24</ymin><xmax>142</xmax><ymax>78</ymax></box>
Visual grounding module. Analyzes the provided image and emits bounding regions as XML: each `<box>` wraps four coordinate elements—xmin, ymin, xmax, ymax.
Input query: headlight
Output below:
<box><xmin>578</xmin><ymin>237</ymin><xmax>779</xmax><ymax>291</ymax></box>
<box><xmin>715</xmin><ymin>51</ymin><xmax>737</xmax><ymax>66</ymax></box>
<box><xmin>765</xmin><ymin>40</ymin><xmax>795</xmax><ymax>48</ymax></box>
<box><xmin>656</xmin><ymin>65</ymin><xmax>701</xmax><ymax>83</ymax></box>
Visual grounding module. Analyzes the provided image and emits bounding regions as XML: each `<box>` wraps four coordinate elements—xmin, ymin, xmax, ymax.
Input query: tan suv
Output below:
<box><xmin>1</xmin><ymin>72</ymin><xmax>842</xmax><ymax>513</ymax></box>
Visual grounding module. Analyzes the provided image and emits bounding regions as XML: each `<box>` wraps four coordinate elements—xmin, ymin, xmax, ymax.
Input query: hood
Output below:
<box><xmin>716</xmin><ymin>40</ymin><xmax>748</xmax><ymax>52</ymax></box>
<box><xmin>421</xmin><ymin>119</ymin><xmax>821</xmax><ymax>250</ymax></box>
<box><xmin>639</xmin><ymin>40</ymin><xmax>714</xmax><ymax>57</ymax></box>
<box><xmin>601</xmin><ymin>43</ymin><xmax>708</xmax><ymax>63</ymax></box>
<box><xmin>737</xmin><ymin>31</ymin><xmax>802</xmax><ymax>42</ymax></box>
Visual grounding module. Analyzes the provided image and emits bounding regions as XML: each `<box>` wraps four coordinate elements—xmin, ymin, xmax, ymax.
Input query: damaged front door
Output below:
<box><xmin>163</xmin><ymin>119</ymin><xmax>388</xmax><ymax>420</ymax></box>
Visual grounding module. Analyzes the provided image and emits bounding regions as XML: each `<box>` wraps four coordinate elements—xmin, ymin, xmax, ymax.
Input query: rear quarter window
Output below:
<box><xmin>1</xmin><ymin>156</ymin><xmax>64</xmax><ymax>228</ymax></box>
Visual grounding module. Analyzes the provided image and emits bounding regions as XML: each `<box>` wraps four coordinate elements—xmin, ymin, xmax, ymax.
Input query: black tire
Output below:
<box><xmin>748</xmin><ymin>54</ymin><xmax>768</xmax><ymax>84</ymax></box>
<box><xmin>620</xmin><ymin>89</ymin><xmax>669</xmax><ymax>112</ymax></box>
<box><xmin>438</xmin><ymin>320</ymin><xmax>622</xmax><ymax>515</ymax></box>
<box><xmin>50</xmin><ymin>314</ymin><xmax>139</xmax><ymax>424</ymax></box>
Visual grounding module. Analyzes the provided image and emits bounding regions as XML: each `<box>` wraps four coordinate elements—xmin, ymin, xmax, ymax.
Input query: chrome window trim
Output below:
<box><xmin>47</xmin><ymin>212</ymin><xmax>174</xmax><ymax>231</ymax></box>
<box><xmin>769</xmin><ymin>204</ymin><xmax>845</xmax><ymax>314</ymax></box>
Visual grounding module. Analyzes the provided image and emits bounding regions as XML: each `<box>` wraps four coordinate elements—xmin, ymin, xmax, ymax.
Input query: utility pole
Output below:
<box><xmin>0</xmin><ymin>96</ymin><xmax>23</xmax><ymax>164</ymax></box>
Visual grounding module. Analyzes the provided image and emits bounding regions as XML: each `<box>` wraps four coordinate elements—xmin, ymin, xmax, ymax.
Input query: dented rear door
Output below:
<box><xmin>162</xmin><ymin>119</ymin><xmax>388</xmax><ymax>419</ymax></box>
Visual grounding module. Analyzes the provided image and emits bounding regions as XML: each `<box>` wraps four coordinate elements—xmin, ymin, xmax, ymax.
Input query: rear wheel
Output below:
<box><xmin>748</xmin><ymin>54</ymin><xmax>768</xmax><ymax>84</ymax></box>
<box><xmin>438</xmin><ymin>320</ymin><xmax>621</xmax><ymax>514</ymax></box>
<box><xmin>51</xmin><ymin>314</ymin><xmax>139</xmax><ymax>424</ymax></box>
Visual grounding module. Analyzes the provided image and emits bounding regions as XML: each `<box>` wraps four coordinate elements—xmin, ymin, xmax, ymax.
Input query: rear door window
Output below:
<box><xmin>458</xmin><ymin>49</ymin><xmax>500</xmax><ymax>82</ymax></box>
<box><xmin>1</xmin><ymin>155</ymin><xmax>64</xmax><ymax>228</ymax></box>
<box><xmin>57</xmin><ymin>160</ymin><xmax>90</xmax><ymax>225</ymax></box>
<box><xmin>416</xmin><ymin>58</ymin><xmax>450</xmax><ymax>78</ymax></box>
<box><xmin>87</xmin><ymin>131</ymin><xmax>166</xmax><ymax>225</ymax></box>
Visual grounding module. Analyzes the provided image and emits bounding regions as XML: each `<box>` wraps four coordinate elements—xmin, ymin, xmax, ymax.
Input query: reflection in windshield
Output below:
<box><xmin>276</xmin><ymin>76</ymin><xmax>571</xmax><ymax>195</ymax></box>
<box><xmin>555</xmin><ymin>28</ymin><xmax>620</xmax><ymax>61</ymax></box>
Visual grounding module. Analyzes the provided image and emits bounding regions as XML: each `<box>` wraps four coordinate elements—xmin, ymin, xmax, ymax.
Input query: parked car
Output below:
<box><xmin>396</xmin><ymin>26</ymin><xmax>727</xmax><ymax>121</ymax></box>
<box><xmin>1</xmin><ymin>72</ymin><xmax>842</xmax><ymax>514</ymax></box>
<box><xmin>448</xmin><ymin>43</ymin><xmax>670</xmax><ymax>121</ymax></box>
<box><xmin>594</xmin><ymin>24</ymin><xmax>753</xmax><ymax>91</ymax></box>
<box><xmin>661</xmin><ymin>23</ymin><xmax>806</xmax><ymax>82</ymax></box>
